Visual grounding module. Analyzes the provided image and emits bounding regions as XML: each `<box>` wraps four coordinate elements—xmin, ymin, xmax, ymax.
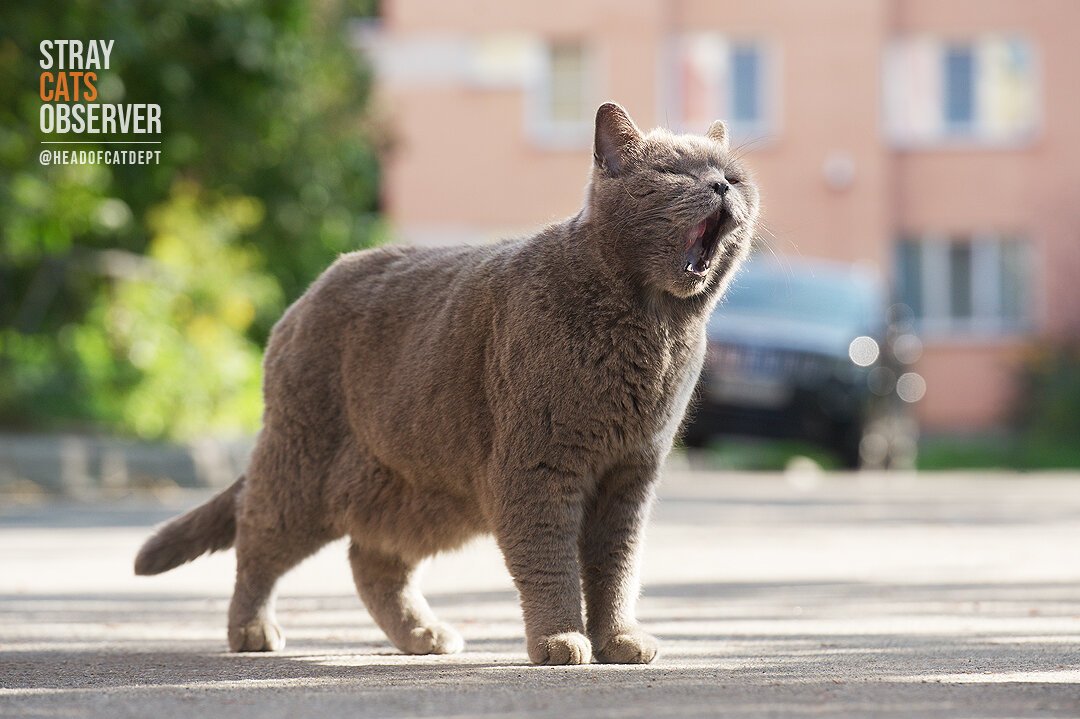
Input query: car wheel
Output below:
<box><xmin>834</xmin><ymin>423</ymin><xmax>866</xmax><ymax>470</ymax></box>
<box><xmin>839</xmin><ymin>441</ymin><xmax>862</xmax><ymax>470</ymax></box>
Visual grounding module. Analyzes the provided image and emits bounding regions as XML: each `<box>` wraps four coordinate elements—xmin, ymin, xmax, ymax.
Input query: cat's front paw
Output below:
<box><xmin>528</xmin><ymin>632</ymin><xmax>592</xmax><ymax>665</ymax></box>
<box><xmin>594</xmin><ymin>628</ymin><xmax>659</xmax><ymax>664</ymax></box>
<box><xmin>401</xmin><ymin>622</ymin><xmax>465</xmax><ymax>655</ymax></box>
<box><xmin>228</xmin><ymin>620</ymin><xmax>285</xmax><ymax>652</ymax></box>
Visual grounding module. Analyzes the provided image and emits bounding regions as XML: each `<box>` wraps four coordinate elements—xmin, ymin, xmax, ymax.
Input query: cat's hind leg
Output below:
<box><xmin>348</xmin><ymin>542</ymin><xmax>464</xmax><ymax>655</ymax></box>
<box><xmin>227</xmin><ymin>439</ymin><xmax>336</xmax><ymax>653</ymax></box>
<box><xmin>227</xmin><ymin>513</ymin><xmax>330</xmax><ymax>652</ymax></box>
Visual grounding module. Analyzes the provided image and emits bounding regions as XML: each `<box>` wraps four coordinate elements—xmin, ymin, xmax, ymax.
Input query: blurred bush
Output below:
<box><xmin>1013</xmin><ymin>342</ymin><xmax>1080</xmax><ymax>451</ymax></box>
<box><xmin>0</xmin><ymin>0</ymin><xmax>383</xmax><ymax>439</ymax></box>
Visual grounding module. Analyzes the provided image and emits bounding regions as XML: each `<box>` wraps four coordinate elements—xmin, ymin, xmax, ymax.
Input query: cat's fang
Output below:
<box><xmin>685</xmin><ymin>259</ymin><xmax>709</xmax><ymax>277</ymax></box>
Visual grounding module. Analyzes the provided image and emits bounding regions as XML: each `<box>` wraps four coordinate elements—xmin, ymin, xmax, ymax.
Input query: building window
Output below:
<box><xmin>528</xmin><ymin>40</ymin><xmax>593</xmax><ymax>145</ymax></box>
<box><xmin>895</xmin><ymin>235</ymin><xmax>1033</xmax><ymax>336</ymax></box>
<box><xmin>885</xmin><ymin>35</ymin><xmax>1037</xmax><ymax>146</ymax></box>
<box><xmin>669</xmin><ymin>35</ymin><xmax>772</xmax><ymax>139</ymax></box>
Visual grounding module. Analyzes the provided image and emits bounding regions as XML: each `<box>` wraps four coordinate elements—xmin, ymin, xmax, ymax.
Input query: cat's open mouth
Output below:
<box><xmin>683</xmin><ymin>207</ymin><xmax>728</xmax><ymax>277</ymax></box>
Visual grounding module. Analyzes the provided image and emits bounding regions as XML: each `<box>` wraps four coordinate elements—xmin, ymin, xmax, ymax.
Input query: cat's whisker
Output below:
<box><xmin>752</xmin><ymin>222</ymin><xmax>799</xmax><ymax>279</ymax></box>
<box><xmin>729</xmin><ymin>134</ymin><xmax>774</xmax><ymax>163</ymax></box>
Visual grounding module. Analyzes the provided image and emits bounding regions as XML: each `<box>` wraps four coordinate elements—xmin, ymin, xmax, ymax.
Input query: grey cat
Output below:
<box><xmin>135</xmin><ymin>102</ymin><xmax>760</xmax><ymax>665</ymax></box>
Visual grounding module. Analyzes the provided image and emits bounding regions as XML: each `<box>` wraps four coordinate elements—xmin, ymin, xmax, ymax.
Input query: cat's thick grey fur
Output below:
<box><xmin>135</xmin><ymin>102</ymin><xmax>760</xmax><ymax>665</ymax></box>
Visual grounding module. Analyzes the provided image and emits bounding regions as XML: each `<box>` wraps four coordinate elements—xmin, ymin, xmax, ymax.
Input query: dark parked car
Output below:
<box><xmin>683</xmin><ymin>256</ymin><xmax>922</xmax><ymax>469</ymax></box>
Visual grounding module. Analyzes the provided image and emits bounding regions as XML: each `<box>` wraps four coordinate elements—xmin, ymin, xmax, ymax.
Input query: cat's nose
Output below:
<box><xmin>711</xmin><ymin>180</ymin><xmax>730</xmax><ymax>196</ymax></box>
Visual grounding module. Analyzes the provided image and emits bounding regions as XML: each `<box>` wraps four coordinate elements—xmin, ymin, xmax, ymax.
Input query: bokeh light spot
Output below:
<box><xmin>848</xmin><ymin>336</ymin><xmax>880</xmax><ymax>367</ymax></box>
<box><xmin>897</xmin><ymin>372</ymin><xmax>927</xmax><ymax>403</ymax></box>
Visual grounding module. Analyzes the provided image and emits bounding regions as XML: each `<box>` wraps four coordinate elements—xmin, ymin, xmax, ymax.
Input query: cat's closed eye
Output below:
<box><xmin>654</xmin><ymin>163</ymin><xmax>698</xmax><ymax>178</ymax></box>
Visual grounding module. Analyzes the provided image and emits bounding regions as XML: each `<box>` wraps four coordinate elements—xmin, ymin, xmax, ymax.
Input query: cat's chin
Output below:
<box><xmin>664</xmin><ymin>271</ymin><xmax>715</xmax><ymax>299</ymax></box>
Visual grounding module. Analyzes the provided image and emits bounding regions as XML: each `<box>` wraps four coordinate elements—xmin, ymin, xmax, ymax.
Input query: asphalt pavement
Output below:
<box><xmin>2</xmin><ymin>466</ymin><xmax>1080</xmax><ymax>717</ymax></box>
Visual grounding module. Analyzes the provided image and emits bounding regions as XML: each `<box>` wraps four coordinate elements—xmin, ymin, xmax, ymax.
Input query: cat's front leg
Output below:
<box><xmin>578</xmin><ymin>463</ymin><xmax>660</xmax><ymax>664</ymax></box>
<box><xmin>490</xmin><ymin>463</ymin><xmax>592</xmax><ymax>665</ymax></box>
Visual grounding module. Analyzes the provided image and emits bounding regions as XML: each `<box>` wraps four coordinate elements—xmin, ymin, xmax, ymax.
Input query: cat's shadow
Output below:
<box><xmin>5</xmin><ymin>644</ymin><xmax>536</xmax><ymax>693</ymax></box>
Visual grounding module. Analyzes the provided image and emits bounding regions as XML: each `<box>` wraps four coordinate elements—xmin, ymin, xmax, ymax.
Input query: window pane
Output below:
<box><xmin>948</xmin><ymin>240</ymin><xmax>973</xmax><ymax>319</ymax></box>
<box><xmin>549</xmin><ymin>43</ymin><xmax>586</xmax><ymax>125</ymax></box>
<box><xmin>731</xmin><ymin>45</ymin><xmax>760</xmax><ymax>124</ymax></box>
<box><xmin>896</xmin><ymin>240</ymin><xmax>923</xmax><ymax>319</ymax></box>
<box><xmin>999</xmin><ymin>239</ymin><xmax>1030</xmax><ymax>325</ymax></box>
<box><xmin>944</xmin><ymin>45</ymin><xmax>975</xmax><ymax>129</ymax></box>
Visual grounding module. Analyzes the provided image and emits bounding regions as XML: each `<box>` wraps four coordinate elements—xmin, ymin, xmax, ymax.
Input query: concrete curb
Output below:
<box><xmin>0</xmin><ymin>433</ymin><xmax>253</xmax><ymax>495</ymax></box>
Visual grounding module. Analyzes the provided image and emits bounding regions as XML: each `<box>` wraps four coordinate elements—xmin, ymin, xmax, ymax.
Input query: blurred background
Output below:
<box><xmin>2</xmin><ymin>0</ymin><xmax>1079</xmax><ymax>492</ymax></box>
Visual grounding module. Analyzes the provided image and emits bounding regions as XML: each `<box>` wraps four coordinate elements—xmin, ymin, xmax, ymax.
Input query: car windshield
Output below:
<box><xmin>713</xmin><ymin>260</ymin><xmax>881</xmax><ymax>331</ymax></box>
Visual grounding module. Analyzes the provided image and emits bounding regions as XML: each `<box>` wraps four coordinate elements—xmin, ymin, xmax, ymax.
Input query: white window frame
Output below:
<box><xmin>883</xmin><ymin>34</ymin><xmax>1041</xmax><ymax>149</ymax></box>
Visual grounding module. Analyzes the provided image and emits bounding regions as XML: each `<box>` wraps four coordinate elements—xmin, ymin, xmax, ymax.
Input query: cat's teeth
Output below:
<box><xmin>685</xmin><ymin>262</ymin><xmax>695</xmax><ymax>272</ymax></box>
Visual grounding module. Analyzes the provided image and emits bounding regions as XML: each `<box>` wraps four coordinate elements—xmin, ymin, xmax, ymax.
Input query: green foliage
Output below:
<box><xmin>687</xmin><ymin>438</ymin><xmax>841</xmax><ymax>471</ymax></box>
<box><xmin>1013</xmin><ymin>342</ymin><xmax>1080</xmax><ymax>451</ymax></box>
<box><xmin>917</xmin><ymin>435</ymin><xmax>1080</xmax><ymax>471</ymax></box>
<box><xmin>0</xmin><ymin>0</ymin><xmax>382</xmax><ymax>439</ymax></box>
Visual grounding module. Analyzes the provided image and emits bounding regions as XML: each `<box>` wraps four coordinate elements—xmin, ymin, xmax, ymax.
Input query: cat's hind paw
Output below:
<box><xmin>401</xmin><ymin>621</ymin><xmax>465</xmax><ymax>655</ymax></box>
<box><xmin>594</xmin><ymin>628</ymin><xmax>658</xmax><ymax>664</ymax></box>
<box><xmin>228</xmin><ymin>620</ymin><xmax>285</xmax><ymax>652</ymax></box>
<box><xmin>529</xmin><ymin>632</ymin><xmax>592</xmax><ymax>665</ymax></box>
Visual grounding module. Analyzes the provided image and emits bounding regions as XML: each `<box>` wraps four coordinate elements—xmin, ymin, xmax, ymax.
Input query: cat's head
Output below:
<box><xmin>585</xmin><ymin>102</ymin><xmax>760</xmax><ymax>300</ymax></box>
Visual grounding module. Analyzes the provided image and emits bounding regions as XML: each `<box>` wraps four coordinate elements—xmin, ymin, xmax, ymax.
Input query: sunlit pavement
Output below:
<box><xmin>3</xmin><ymin>466</ymin><xmax>1080</xmax><ymax>718</ymax></box>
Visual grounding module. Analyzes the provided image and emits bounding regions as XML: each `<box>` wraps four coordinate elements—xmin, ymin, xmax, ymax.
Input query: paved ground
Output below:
<box><xmin>2</xmin><ymin>467</ymin><xmax>1080</xmax><ymax>717</ymax></box>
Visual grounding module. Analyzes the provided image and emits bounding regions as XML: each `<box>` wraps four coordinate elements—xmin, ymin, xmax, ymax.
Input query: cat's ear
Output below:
<box><xmin>593</xmin><ymin>102</ymin><xmax>642</xmax><ymax>176</ymax></box>
<box><xmin>706</xmin><ymin>120</ymin><xmax>730</xmax><ymax>151</ymax></box>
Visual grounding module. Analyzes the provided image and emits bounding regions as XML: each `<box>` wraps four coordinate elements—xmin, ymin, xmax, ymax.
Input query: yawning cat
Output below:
<box><xmin>135</xmin><ymin>102</ymin><xmax>760</xmax><ymax>665</ymax></box>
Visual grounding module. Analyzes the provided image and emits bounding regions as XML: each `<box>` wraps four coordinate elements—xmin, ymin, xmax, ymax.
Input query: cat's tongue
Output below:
<box><xmin>684</xmin><ymin>219</ymin><xmax>707</xmax><ymax>250</ymax></box>
<box><xmin>684</xmin><ymin>216</ymin><xmax>718</xmax><ymax>276</ymax></box>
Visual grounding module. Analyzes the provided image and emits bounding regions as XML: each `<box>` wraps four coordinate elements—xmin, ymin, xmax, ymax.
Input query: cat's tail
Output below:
<box><xmin>134</xmin><ymin>476</ymin><xmax>245</xmax><ymax>576</ymax></box>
